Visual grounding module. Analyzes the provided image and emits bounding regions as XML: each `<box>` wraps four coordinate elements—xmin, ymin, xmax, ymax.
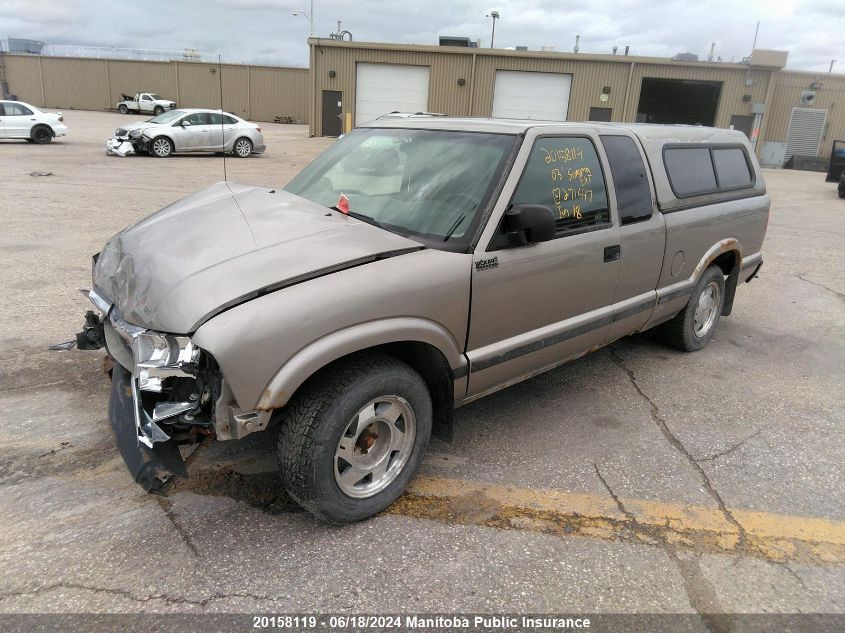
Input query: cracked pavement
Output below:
<box><xmin>1</xmin><ymin>112</ymin><xmax>843</xmax><ymax>625</ymax></box>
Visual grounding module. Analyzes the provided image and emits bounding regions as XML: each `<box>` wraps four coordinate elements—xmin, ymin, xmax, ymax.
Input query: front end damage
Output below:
<box><xmin>79</xmin><ymin>288</ymin><xmax>270</xmax><ymax>492</ymax></box>
<box><xmin>106</xmin><ymin>126</ymin><xmax>152</xmax><ymax>157</ymax></box>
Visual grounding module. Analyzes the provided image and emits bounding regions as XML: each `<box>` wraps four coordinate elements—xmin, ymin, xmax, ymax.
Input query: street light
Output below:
<box><xmin>293</xmin><ymin>0</ymin><xmax>315</xmax><ymax>36</ymax></box>
<box><xmin>486</xmin><ymin>10</ymin><xmax>499</xmax><ymax>49</ymax></box>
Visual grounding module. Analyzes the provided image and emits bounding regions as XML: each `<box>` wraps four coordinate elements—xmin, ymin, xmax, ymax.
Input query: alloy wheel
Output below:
<box><xmin>334</xmin><ymin>396</ymin><xmax>416</xmax><ymax>498</ymax></box>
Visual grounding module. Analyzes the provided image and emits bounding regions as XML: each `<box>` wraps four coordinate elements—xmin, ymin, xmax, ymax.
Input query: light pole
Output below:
<box><xmin>293</xmin><ymin>0</ymin><xmax>315</xmax><ymax>36</ymax></box>
<box><xmin>486</xmin><ymin>10</ymin><xmax>499</xmax><ymax>49</ymax></box>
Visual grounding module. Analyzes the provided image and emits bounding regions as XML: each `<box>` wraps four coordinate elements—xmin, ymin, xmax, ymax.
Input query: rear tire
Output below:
<box><xmin>118</xmin><ymin>104</ymin><xmax>128</xmax><ymax>114</ymax></box>
<box><xmin>31</xmin><ymin>125</ymin><xmax>53</xmax><ymax>144</ymax></box>
<box><xmin>233</xmin><ymin>137</ymin><xmax>253</xmax><ymax>157</ymax></box>
<box><xmin>149</xmin><ymin>136</ymin><xmax>173</xmax><ymax>157</ymax></box>
<box><xmin>278</xmin><ymin>353</ymin><xmax>432</xmax><ymax>523</ymax></box>
<box><xmin>658</xmin><ymin>265</ymin><xmax>725</xmax><ymax>352</ymax></box>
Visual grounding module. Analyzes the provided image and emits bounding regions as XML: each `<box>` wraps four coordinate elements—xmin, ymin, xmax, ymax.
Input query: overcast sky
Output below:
<box><xmin>1</xmin><ymin>0</ymin><xmax>841</xmax><ymax>72</ymax></box>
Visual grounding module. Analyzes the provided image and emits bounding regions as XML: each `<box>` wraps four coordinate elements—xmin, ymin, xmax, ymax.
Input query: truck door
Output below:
<box><xmin>139</xmin><ymin>94</ymin><xmax>154</xmax><ymax>112</ymax></box>
<box><xmin>599</xmin><ymin>134</ymin><xmax>666</xmax><ymax>341</ymax></box>
<box><xmin>466</xmin><ymin>132</ymin><xmax>621</xmax><ymax>398</ymax></box>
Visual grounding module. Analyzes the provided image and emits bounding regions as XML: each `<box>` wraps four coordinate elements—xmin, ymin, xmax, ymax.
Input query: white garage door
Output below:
<box><xmin>355</xmin><ymin>63</ymin><xmax>430</xmax><ymax>126</ymax></box>
<box><xmin>492</xmin><ymin>70</ymin><xmax>572</xmax><ymax>121</ymax></box>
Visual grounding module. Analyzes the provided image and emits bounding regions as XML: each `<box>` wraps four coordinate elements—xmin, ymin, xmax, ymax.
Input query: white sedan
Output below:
<box><xmin>106</xmin><ymin>109</ymin><xmax>266</xmax><ymax>158</ymax></box>
<box><xmin>0</xmin><ymin>100</ymin><xmax>67</xmax><ymax>143</ymax></box>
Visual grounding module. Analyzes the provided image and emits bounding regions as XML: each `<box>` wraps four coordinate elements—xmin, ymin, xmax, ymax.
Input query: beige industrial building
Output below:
<box><xmin>307</xmin><ymin>39</ymin><xmax>845</xmax><ymax>166</ymax></box>
<box><xmin>2</xmin><ymin>38</ymin><xmax>844</xmax><ymax>165</ymax></box>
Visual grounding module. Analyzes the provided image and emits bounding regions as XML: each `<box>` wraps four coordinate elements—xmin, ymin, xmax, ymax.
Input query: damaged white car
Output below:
<box><xmin>106</xmin><ymin>109</ymin><xmax>266</xmax><ymax>158</ymax></box>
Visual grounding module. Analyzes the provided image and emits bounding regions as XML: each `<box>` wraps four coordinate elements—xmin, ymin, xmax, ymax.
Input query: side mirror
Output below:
<box><xmin>180</xmin><ymin>120</ymin><xmax>191</xmax><ymax>127</ymax></box>
<box><xmin>504</xmin><ymin>204</ymin><xmax>556</xmax><ymax>245</ymax></box>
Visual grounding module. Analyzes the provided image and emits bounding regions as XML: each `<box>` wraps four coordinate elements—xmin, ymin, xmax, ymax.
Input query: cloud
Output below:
<box><xmin>0</xmin><ymin>0</ymin><xmax>840</xmax><ymax>71</ymax></box>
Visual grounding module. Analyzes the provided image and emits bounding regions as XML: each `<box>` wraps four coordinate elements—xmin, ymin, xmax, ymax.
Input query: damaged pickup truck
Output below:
<box><xmin>75</xmin><ymin>119</ymin><xmax>768</xmax><ymax>522</ymax></box>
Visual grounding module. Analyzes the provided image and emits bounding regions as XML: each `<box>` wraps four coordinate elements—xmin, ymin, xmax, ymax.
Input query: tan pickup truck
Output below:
<box><xmin>75</xmin><ymin>119</ymin><xmax>768</xmax><ymax>522</ymax></box>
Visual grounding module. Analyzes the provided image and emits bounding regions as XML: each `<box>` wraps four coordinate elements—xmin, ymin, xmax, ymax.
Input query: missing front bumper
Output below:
<box><xmin>110</xmin><ymin>363</ymin><xmax>187</xmax><ymax>493</ymax></box>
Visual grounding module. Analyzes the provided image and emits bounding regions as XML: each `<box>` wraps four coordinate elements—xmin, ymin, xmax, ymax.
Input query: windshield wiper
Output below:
<box><xmin>443</xmin><ymin>214</ymin><xmax>466</xmax><ymax>242</ymax></box>
<box><xmin>330</xmin><ymin>206</ymin><xmax>385</xmax><ymax>229</ymax></box>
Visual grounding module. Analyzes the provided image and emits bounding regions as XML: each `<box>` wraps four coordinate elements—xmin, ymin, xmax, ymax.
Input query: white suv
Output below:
<box><xmin>0</xmin><ymin>100</ymin><xmax>68</xmax><ymax>143</ymax></box>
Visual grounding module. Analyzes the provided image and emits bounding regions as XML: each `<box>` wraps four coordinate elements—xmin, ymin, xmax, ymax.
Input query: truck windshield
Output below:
<box><xmin>148</xmin><ymin>110</ymin><xmax>185</xmax><ymax>124</ymax></box>
<box><xmin>284</xmin><ymin>127</ymin><xmax>517</xmax><ymax>248</ymax></box>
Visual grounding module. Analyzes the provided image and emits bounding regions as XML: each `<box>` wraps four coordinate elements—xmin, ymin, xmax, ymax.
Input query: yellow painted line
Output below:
<box><xmin>388</xmin><ymin>476</ymin><xmax>845</xmax><ymax>565</ymax></box>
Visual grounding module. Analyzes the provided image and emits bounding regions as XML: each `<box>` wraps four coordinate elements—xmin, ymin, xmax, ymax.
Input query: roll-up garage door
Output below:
<box><xmin>355</xmin><ymin>63</ymin><xmax>430</xmax><ymax>126</ymax></box>
<box><xmin>492</xmin><ymin>70</ymin><xmax>572</xmax><ymax>121</ymax></box>
<box><xmin>785</xmin><ymin>107</ymin><xmax>828</xmax><ymax>160</ymax></box>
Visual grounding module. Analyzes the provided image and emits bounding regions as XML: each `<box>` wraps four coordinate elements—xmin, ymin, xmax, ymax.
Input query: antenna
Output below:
<box><xmin>218</xmin><ymin>54</ymin><xmax>227</xmax><ymax>182</ymax></box>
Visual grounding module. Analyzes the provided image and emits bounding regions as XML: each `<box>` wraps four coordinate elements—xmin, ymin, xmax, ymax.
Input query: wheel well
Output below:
<box><xmin>286</xmin><ymin>342</ymin><xmax>456</xmax><ymax>442</ymax></box>
<box><xmin>710</xmin><ymin>250</ymin><xmax>741</xmax><ymax>316</ymax></box>
<box><xmin>32</xmin><ymin>124</ymin><xmax>53</xmax><ymax>136</ymax></box>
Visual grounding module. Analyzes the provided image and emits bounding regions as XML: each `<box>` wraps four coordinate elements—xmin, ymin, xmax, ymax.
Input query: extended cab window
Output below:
<box><xmin>600</xmin><ymin>135</ymin><xmax>653</xmax><ymax>225</ymax></box>
<box><xmin>511</xmin><ymin>136</ymin><xmax>610</xmax><ymax>236</ymax></box>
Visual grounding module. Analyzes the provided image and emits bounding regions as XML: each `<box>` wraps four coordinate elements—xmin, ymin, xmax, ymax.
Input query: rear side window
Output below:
<box><xmin>511</xmin><ymin>136</ymin><xmax>610</xmax><ymax>236</ymax></box>
<box><xmin>664</xmin><ymin>148</ymin><xmax>717</xmax><ymax>196</ymax></box>
<box><xmin>4</xmin><ymin>103</ymin><xmax>33</xmax><ymax>116</ymax></box>
<box><xmin>600</xmin><ymin>135</ymin><xmax>653</xmax><ymax>225</ymax></box>
<box><xmin>712</xmin><ymin>148</ymin><xmax>752</xmax><ymax>188</ymax></box>
<box><xmin>222</xmin><ymin>115</ymin><xmax>238</xmax><ymax>125</ymax></box>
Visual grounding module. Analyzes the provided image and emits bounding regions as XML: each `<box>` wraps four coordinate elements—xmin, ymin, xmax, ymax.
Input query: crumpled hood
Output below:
<box><xmin>93</xmin><ymin>182</ymin><xmax>421</xmax><ymax>333</ymax></box>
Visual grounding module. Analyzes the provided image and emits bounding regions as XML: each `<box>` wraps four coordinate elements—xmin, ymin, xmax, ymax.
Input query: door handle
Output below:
<box><xmin>604</xmin><ymin>245</ymin><xmax>621</xmax><ymax>262</ymax></box>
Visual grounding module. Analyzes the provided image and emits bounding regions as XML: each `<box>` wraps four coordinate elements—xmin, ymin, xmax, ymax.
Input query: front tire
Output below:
<box><xmin>659</xmin><ymin>265</ymin><xmax>725</xmax><ymax>352</ymax></box>
<box><xmin>31</xmin><ymin>125</ymin><xmax>53</xmax><ymax>144</ymax></box>
<box><xmin>153</xmin><ymin>105</ymin><xmax>164</xmax><ymax>115</ymax></box>
<box><xmin>278</xmin><ymin>353</ymin><xmax>432</xmax><ymax>523</ymax></box>
<box><xmin>150</xmin><ymin>136</ymin><xmax>173</xmax><ymax>157</ymax></box>
<box><xmin>233</xmin><ymin>137</ymin><xmax>253</xmax><ymax>157</ymax></box>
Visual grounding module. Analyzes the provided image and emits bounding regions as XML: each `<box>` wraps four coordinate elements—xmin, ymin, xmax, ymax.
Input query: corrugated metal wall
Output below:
<box><xmin>248</xmin><ymin>65</ymin><xmax>312</xmax><ymax>123</ymax></box>
<box><xmin>2</xmin><ymin>54</ymin><xmax>310</xmax><ymax>123</ymax></box>
<box><xmin>1</xmin><ymin>54</ymin><xmax>41</xmax><ymax>103</ymax></box>
<box><xmin>765</xmin><ymin>71</ymin><xmax>845</xmax><ymax>158</ymax></box>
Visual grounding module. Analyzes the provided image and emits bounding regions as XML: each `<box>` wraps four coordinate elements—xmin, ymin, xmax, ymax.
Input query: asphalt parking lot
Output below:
<box><xmin>1</xmin><ymin>111</ymin><xmax>843</xmax><ymax>626</ymax></box>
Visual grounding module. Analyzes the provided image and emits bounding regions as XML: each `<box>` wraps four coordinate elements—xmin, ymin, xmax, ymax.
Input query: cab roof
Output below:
<box><xmin>361</xmin><ymin>116</ymin><xmax>747</xmax><ymax>144</ymax></box>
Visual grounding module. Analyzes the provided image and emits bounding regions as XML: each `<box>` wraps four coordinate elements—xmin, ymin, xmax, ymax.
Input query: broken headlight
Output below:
<box><xmin>129</xmin><ymin>129</ymin><xmax>142</xmax><ymax>139</ymax></box>
<box><xmin>132</xmin><ymin>332</ymin><xmax>199</xmax><ymax>392</ymax></box>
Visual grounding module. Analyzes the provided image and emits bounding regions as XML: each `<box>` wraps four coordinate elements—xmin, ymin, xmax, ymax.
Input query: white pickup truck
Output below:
<box><xmin>116</xmin><ymin>92</ymin><xmax>177</xmax><ymax>115</ymax></box>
